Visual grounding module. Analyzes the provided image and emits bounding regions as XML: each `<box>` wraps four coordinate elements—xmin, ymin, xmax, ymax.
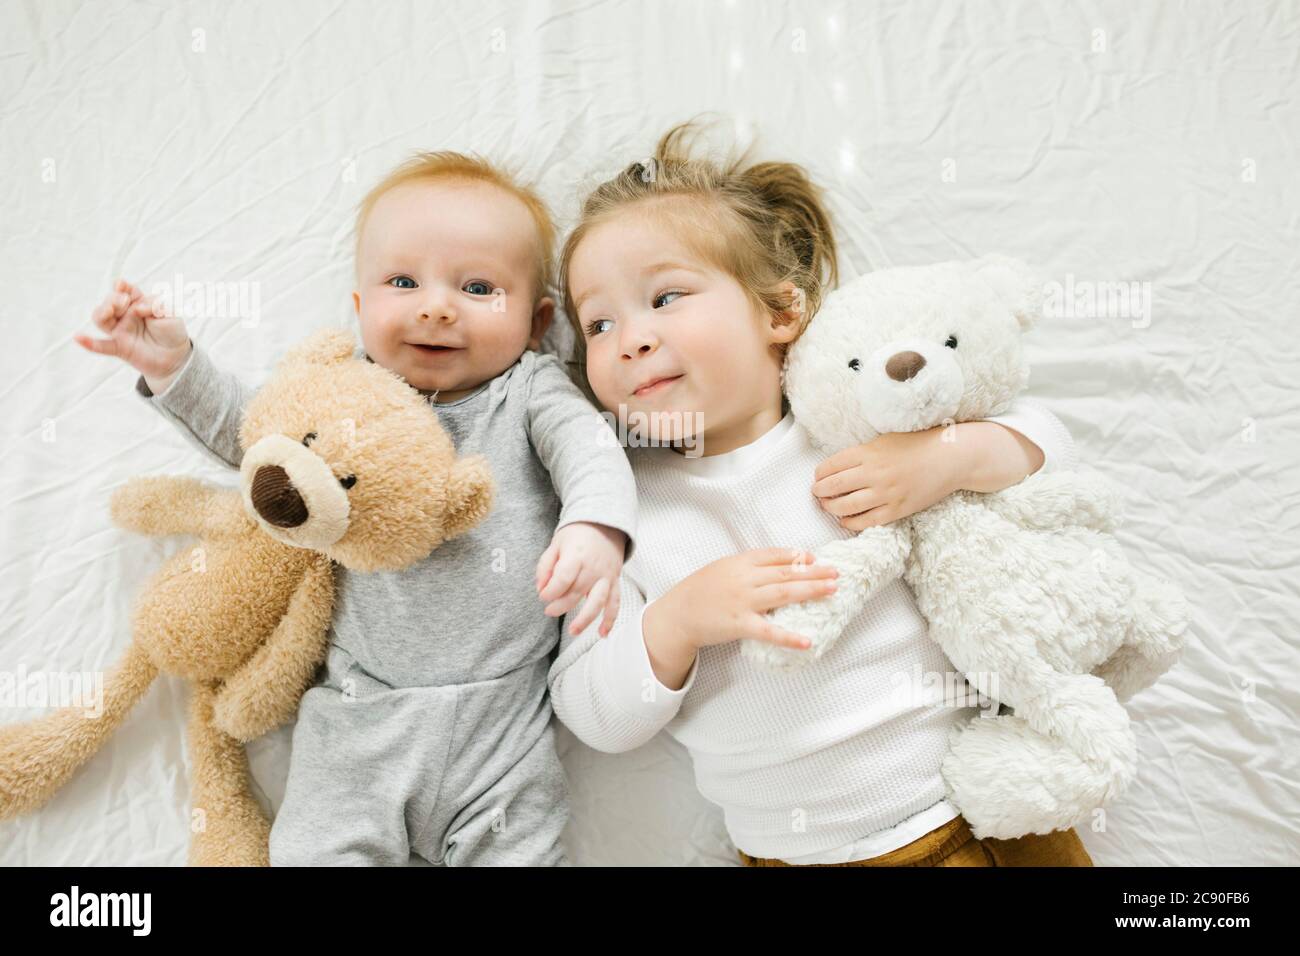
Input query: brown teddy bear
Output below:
<box><xmin>0</xmin><ymin>328</ymin><xmax>494</xmax><ymax>865</ymax></box>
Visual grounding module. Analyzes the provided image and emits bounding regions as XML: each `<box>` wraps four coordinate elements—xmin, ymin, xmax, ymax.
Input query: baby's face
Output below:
<box><xmin>569</xmin><ymin>210</ymin><xmax>786</xmax><ymax>448</ymax></box>
<box><xmin>353</xmin><ymin>178</ymin><xmax>553</xmax><ymax>402</ymax></box>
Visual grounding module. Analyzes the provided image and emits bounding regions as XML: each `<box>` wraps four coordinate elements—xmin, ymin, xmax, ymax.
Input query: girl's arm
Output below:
<box><xmin>547</xmin><ymin>573</ymin><xmax>700</xmax><ymax>754</ymax></box>
<box><xmin>549</xmin><ymin>546</ymin><xmax>835</xmax><ymax>749</ymax></box>
<box><xmin>980</xmin><ymin>396</ymin><xmax>1077</xmax><ymax>476</ymax></box>
<box><xmin>811</xmin><ymin>396</ymin><xmax>1076</xmax><ymax>530</ymax></box>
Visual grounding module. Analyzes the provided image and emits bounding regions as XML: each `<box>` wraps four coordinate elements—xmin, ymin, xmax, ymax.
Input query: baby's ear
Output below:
<box><xmin>971</xmin><ymin>255</ymin><xmax>1043</xmax><ymax>331</ymax></box>
<box><xmin>280</xmin><ymin>328</ymin><xmax>360</xmax><ymax>371</ymax></box>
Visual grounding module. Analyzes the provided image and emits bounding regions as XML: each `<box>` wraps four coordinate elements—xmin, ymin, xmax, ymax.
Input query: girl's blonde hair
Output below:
<box><xmin>354</xmin><ymin>150</ymin><xmax>557</xmax><ymax>303</ymax></box>
<box><xmin>558</xmin><ymin>115</ymin><xmax>839</xmax><ymax>401</ymax></box>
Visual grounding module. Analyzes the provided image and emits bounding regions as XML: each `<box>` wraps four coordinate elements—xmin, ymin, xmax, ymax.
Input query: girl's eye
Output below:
<box><xmin>388</xmin><ymin>276</ymin><xmax>417</xmax><ymax>289</ymax></box>
<box><xmin>464</xmin><ymin>281</ymin><xmax>493</xmax><ymax>296</ymax></box>
<box><xmin>584</xmin><ymin>318</ymin><xmax>613</xmax><ymax>337</ymax></box>
<box><xmin>653</xmin><ymin>290</ymin><xmax>684</xmax><ymax>309</ymax></box>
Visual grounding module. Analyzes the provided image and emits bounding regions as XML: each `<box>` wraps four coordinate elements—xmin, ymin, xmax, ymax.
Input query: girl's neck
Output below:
<box><xmin>668</xmin><ymin>399</ymin><xmax>789</xmax><ymax>458</ymax></box>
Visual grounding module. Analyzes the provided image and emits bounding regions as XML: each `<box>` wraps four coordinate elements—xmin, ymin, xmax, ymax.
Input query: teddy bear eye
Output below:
<box><xmin>302</xmin><ymin>432</ymin><xmax>317</xmax><ymax>446</ymax></box>
<box><xmin>848</xmin><ymin>358</ymin><xmax>861</xmax><ymax>372</ymax></box>
<box><xmin>945</xmin><ymin>335</ymin><xmax>958</xmax><ymax>349</ymax></box>
<box><xmin>339</xmin><ymin>474</ymin><xmax>357</xmax><ymax>490</ymax></box>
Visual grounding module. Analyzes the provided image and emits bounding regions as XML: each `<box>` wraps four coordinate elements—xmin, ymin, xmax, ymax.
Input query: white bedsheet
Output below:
<box><xmin>2</xmin><ymin>0</ymin><xmax>1296</xmax><ymax>866</ymax></box>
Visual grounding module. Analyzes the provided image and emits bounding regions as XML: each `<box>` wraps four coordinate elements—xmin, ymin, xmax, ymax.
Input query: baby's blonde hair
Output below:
<box><xmin>558</xmin><ymin>115</ymin><xmax>839</xmax><ymax>403</ymax></box>
<box><xmin>354</xmin><ymin>150</ymin><xmax>557</xmax><ymax>303</ymax></box>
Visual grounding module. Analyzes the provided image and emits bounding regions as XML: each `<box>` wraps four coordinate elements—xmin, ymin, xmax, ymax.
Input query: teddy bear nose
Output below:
<box><xmin>251</xmin><ymin>465</ymin><xmax>309</xmax><ymax>528</ymax></box>
<box><xmin>885</xmin><ymin>350</ymin><xmax>927</xmax><ymax>382</ymax></box>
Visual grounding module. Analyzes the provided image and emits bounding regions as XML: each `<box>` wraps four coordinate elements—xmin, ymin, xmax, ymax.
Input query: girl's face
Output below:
<box><xmin>568</xmin><ymin>209</ymin><xmax>795</xmax><ymax>456</ymax></box>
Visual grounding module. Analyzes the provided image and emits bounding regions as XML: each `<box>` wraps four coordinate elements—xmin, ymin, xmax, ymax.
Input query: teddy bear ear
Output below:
<box><xmin>442</xmin><ymin>455</ymin><xmax>495</xmax><ymax>541</ymax></box>
<box><xmin>279</xmin><ymin>328</ymin><xmax>360</xmax><ymax>370</ymax></box>
<box><xmin>971</xmin><ymin>254</ymin><xmax>1043</xmax><ymax>331</ymax></box>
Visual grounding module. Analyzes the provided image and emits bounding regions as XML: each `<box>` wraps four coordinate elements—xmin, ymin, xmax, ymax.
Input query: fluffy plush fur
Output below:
<box><xmin>747</xmin><ymin>256</ymin><xmax>1189</xmax><ymax>839</ymax></box>
<box><xmin>0</xmin><ymin>329</ymin><xmax>494</xmax><ymax>864</ymax></box>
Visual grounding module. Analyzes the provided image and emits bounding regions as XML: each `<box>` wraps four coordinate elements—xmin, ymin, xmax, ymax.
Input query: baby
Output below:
<box><xmin>74</xmin><ymin>152</ymin><xmax>636</xmax><ymax>866</ymax></box>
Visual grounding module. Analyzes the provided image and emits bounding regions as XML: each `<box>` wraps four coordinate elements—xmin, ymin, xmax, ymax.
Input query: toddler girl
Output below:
<box><xmin>546</xmin><ymin>119</ymin><xmax>1094</xmax><ymax>867</ymax></box>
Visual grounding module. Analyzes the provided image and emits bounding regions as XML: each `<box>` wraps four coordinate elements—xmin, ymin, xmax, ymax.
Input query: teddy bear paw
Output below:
<box><xmin>742</xmin><ymin>599</ymin><xmax>847</xmax><ymax>669</ymax></box>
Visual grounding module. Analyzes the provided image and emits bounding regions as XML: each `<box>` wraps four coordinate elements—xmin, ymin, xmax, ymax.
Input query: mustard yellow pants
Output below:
<box><xmin>737</xmin><ymin>815</ymin><xmax>1095</xmax><ymax>867</ymax></box>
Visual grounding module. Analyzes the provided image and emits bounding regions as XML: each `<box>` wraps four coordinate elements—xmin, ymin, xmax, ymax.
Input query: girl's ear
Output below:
<box><xmin>769</xmin><ymin>280</ymin><xmax>804</xmax><ymax>345</ymax></box>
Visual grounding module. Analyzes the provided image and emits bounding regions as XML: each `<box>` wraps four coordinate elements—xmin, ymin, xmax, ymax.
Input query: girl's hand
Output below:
<box><xmin>536</xmin><ymin>521</ymin><xmax>626</xmax><ymax>637</ymax></box>
<box><xmin>75</xmin><ymin>278</ymin><xmax>192</xmax><ymax>392</ymax></box>
<box><xmin>811</xmin><ymin>422</ymin><xmax>1045</xmax><ymax>531</ymax></box>
<box><xmin>642</xmin><ymin>548</ymin><xmax>839</xmax><ymax>690</ymax></box>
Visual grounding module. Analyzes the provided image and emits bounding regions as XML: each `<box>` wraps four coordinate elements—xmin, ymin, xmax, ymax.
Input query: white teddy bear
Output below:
<box><xmin>746</xmin><ymin>255</ymin><xmax>1190</xmax><ymax>839</ymax></box>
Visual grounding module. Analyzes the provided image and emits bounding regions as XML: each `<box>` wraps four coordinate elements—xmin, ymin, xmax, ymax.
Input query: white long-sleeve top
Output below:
<box><xmin>547</xmin><ymin>399</ymin><xmax>1076</xmax><ymax>862</ymax></box>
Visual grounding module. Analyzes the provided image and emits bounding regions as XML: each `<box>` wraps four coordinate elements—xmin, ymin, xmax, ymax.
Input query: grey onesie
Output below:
<box><xmin>135</xmin><ymin>341</ymin><xmax>637</xmax><ymax>866</ymax></box>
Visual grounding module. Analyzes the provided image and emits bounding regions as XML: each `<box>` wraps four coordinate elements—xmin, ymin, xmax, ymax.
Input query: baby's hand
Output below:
<box><xmin>535</xmin><ymin>521</ymin><xmax>626</xmax><ymax>637</ymax></box>
<box><xmin>74</xmin><ymin>278</ymin><xmax>192</xmax><ymax>391</ymax></box>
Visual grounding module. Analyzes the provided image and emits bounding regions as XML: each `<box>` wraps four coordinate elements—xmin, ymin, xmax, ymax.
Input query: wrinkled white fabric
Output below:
<box><xmin>2</xmin><ymin>0</ymin><xmax>1295</xmax><ymax>866</ymax></box>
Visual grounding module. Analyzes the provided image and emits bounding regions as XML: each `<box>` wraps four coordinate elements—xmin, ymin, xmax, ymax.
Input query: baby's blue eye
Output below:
<box><xmin>464</xmin><ymin>281</ymin><xmax>493</xmax><ymax>296</ymax></box>
<box><xmin>584</xmin><ymin>318</ymin><xmax>613</xmax><ymax>336</ymax></box>
<box><xmin>388</xmin><ymin>276</ymin><xmax>417</xmax><ymax>289</ymax></box>
<box><xmin>653</xmin><ymin>290</ymin><xmax>683</xmax><ymax>308</ymax></box>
